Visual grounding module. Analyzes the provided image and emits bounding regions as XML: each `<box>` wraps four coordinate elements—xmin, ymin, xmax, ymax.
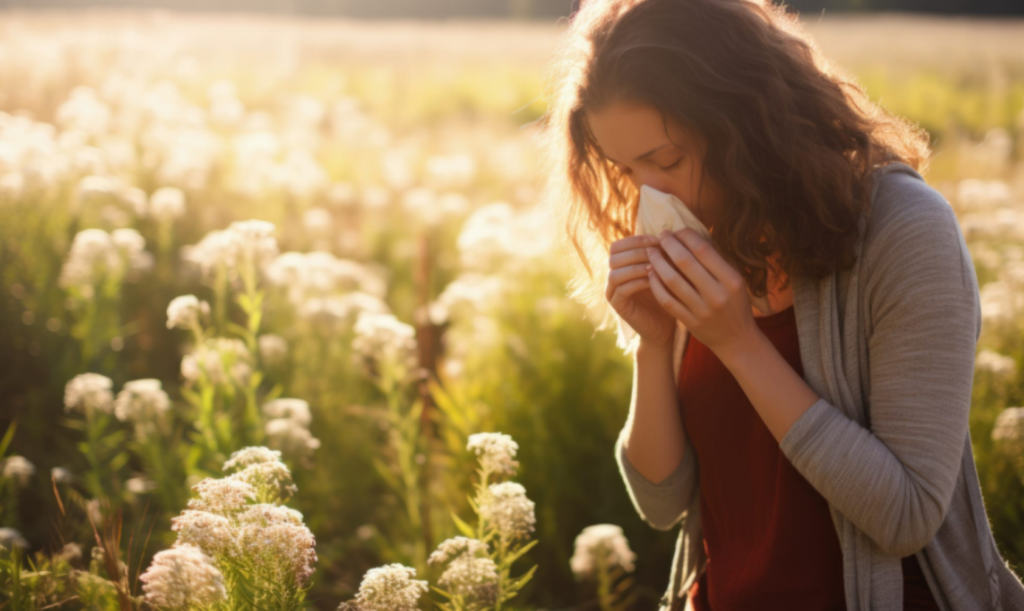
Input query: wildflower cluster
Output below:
<box><xmin>141</xmin><ymin>446</ymin><xmax>316</xmax><ymax>611</ymax></box>
<box><xmin>428</xmin><ymin>432</ymin><xmax>537</xmax><ymax>611</ymax></box>
<box><xmin>262</xmin><ymin>398</ymin><xmax>321</xmax><ymax>461</ymax></box>
<box><xmin>59</xmin><ymin>227</ymin><xmax>153</xmax><ymax>298</ymax></box>
<box><xmin>569</xmin><ymin>524</ymin><xmax>638</xmax><ymax>611</ymax></box>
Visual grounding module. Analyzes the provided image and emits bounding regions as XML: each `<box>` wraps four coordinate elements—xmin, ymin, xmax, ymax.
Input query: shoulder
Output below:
<box><xmin>861</xmin><ymin>162</ymin><xmax>964</xmax><ymax>265</ymax></box>
<box><xmin>864</xmin><ymin>162</ymin><xmax>957</xmax><ymax>240</ymax></box>
<box><xmin>860</xmin><ymin>162</ymin><xmax>978</xmax><ymax>310</ymax></box>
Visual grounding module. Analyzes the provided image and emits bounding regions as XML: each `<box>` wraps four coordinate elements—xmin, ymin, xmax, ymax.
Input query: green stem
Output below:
<box><xmin>596</xmin><ymin>552</ymin><xmax>611</xmax><ymax>611</ymax></box>
<box><xmin>495</xmin><ymin>535</ymin><xmax>508</xmax><ymax>611</ymax></box>
<box><xmin>83</xmin><ymin>407</ymin><xmax>107</xmax><ymax>500</ymax></box>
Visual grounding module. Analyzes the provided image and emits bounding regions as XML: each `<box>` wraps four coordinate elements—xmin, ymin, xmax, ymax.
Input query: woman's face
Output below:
<box><xmin>585</xmin><ymin>99</ymin><xmax>726</xmax><ymax>233</ymax></box>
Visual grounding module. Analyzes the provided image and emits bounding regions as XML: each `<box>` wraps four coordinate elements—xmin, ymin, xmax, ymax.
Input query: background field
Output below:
<box><xmin>2</xmin><ymin>9</ymin><xmax>1024</xmax><ymax>610</ymax></box>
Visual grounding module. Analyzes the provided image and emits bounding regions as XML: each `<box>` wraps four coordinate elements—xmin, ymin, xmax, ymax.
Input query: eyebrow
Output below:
<box><xmin>606</xmin><ymin>143</ymin><xmax>671</xmax><ymax>165</ymax></box>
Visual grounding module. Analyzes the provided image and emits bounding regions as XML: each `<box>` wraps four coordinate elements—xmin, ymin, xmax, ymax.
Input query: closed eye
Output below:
<box><xmin>659</xmin><ymin>157</ymin><xmax>684</xmax><ymax>171</ymax></box>
<box><xmin>609</xmin><ymin>155</ymin><xmax>683</xmax><ymax>174</ymax></box>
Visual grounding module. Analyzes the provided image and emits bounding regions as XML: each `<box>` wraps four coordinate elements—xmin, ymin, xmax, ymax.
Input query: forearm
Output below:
<box><xmin>719</xmin><ymin>329</ymin><xmax>821</xmax><ymax>445</ymax></box>
<box><xmin>621</xmin><ymin>338</ymin><xmax>688</xmax><ymax>484</ymax></box>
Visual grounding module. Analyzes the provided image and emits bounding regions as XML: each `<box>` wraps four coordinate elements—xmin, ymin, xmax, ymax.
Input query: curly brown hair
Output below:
<box><xmin>535</xmin><ymin>0</ymin><xmax>931</xmax><ymax>340</ymax></box>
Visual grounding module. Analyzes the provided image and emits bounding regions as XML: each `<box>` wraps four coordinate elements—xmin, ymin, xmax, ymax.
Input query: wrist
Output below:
<box><xmin>637</xmin><ymin>334</ymin><xmax>674</xmax><ymax>359</ymax></box>
<box><xmin>719</xmin><ymin>328</ymin><xmax>769</xmax><ymax>372</ymax></box>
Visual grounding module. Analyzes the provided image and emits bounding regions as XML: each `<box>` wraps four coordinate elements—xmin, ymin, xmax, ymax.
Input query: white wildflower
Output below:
<box><xmin>58</xmin><ymin>229</ymin><xmax>120</xmax><ymax>292</ymax></box>
<box><xmin>262</xmin><ymin>398</ymin><xmax>312</xmax><ymax>427</ymax></box>
<box><xmin>432</xmin><ymin>273</ymin><xmax>505</xmax><ymax>324</ymax></box>
<box><xmin>1</xmin><ymin>455</ymin><xmax>35</xmax><ymax>487</ymax></box>
<box><xmin>265</xmin><ymin>418</ymin><xmax>321</xmax><ymax>458</ymax></box>
<box><xmin>356</xmin><ymin>524</ymin><xmax>377</xmax><ymax>541</ymax></box>
<box><xmin>113</xmin><ymin>379</ymin><xmax>171</xmax><ymax>437</ymax></box>
<box><xmin>64</xmin><ymin>373</ymin><xmax>114</xmax><ymax>415</ymax></box>
<box><xmin>110</xmin><ymin>228</ymin><xmax>153</xmax><ymax>278</ymax></box>
<box><xmin>266</xmin><ymin>251</ymin><xmax>381</xmax><ymax>305</ymax></box>
<box><xmin>298</xmin><ymin>292</ymin><xmax>390</xmax><ymax>326</ymax></box>
<box><xmin>187</xmin><ymin>477</ymin><xmax>256</xmax><ymax>515</ymax></box>
<box><xmin>351</xmin><ymin>311</ymin><xmax>418</xmax><ymax>377</ymax></box>
<box><xmin>77</xmin><ymin>174</ymin><xmax>121</xmax><ymax>203</ymax></box>
<box><xmin>181</xmin><ymin>338</ymin><xmax>250</xmax><ymax>386</ymax></box>
<box><xmin>182</xmin><ymin>220</ymin><xmax>278</xmax><ymax>278</ymax></box>
<box><xmin>56</xmin><ymin>542</ymin><xmax>82</xmax><ymax>563</ymax></box>
<box><xmin>466</xmin><ymin>432</ymin><xmax>520</xmax><ymax>476</ymax></box>
<box><xmin>0</xmin><ymin>527</ymin><xmax>28</xmax><ymax>550</ymax></box>
<box><xmin>479</xmin><ymin>482</ymin><xmax>535</xmax><ymax>540</ymax></box>
<box><xmin>166</xmin><ymin>295</ymin><xmax>209</xmax><ymax>330</ymax></box>
<box><xmin>149</xmin><ymin>186</ymin><xmax>186</xmax><ymax>221</ymax></box>
<box><xmin>121</xmin><ymin>186</ymin><xmax>148</xmax><ymax>216</ymax></box>
<box><xmin>51</xmin><ymin>467</ymin><xmax>74</xmax><ymax>484</ymax></box>
<box><xmin>425</xmin><ymin>153</ymin><xmax>476</xmax><ymax>190</ymax></box>
<box><xmin>993</xmin><ymin>407</ymin><xmax>1024</xmax><ymax>457</ymax></box>
<box><xmin>258</xmin><ymin>334</ymin><xmax>288</xmax><ymax>366</ymax></box>
<box><xmin>235</xmin><ymin>504</ymin><xmax>317</xmax><ymax>586</ymax></box>
<box><xmin>181</xmin><ymin>229</ymin><xmax>234</xmax><ymax>276</ymax></box>
<box><xmin>976</xmin><ymin>349</ymin><xmax>1017</xmax><ymax>379</ymax></box>
<box><xmin>226</xmin><ymin>218</ymin><xmax>279</xmax><ymax>271</ymax></box>
<box><xmin>229</xmin><ymin>460</ymin><xmax>297</xmax><ymax>503</ymax></box>
<box><xmin>125</xmin><ymin>477</ymin><xmax>158</xmax><ymax>495</ymax></box>
<box><xmin>222</xmin><ymin>446</ymin><xmax>283</xmax><ymax>472</ymax></box>
<box><xmin>139</xmin><ymin>544</ymin><xmax>227</xmax><ymax>610</ymax></box>
<box><xmin>569</xmin><ymin>524</ymin><xmax>637</xmax><ymax>578</ymax></box>
<box><xmin>427</xmin><ymin>536</ymin><xmax>489</xmax><ymax>565</ymax></box>
<box><xmin>428</xmin><ymin>537</ymin><xmax>498</xmax><ymax>601</ymax></box>
<box><xmin>352</xmin><ymin>563</ymin><xmax>428</xmax><ymax>611</ymax></box>
<box><xmin>303</xmin><ymin>207</ymin><xmax>333</xmax><ymax>236</ymax></box>
<box><xmin>171</xmin><ymin>510</ymin><xmax>235</xmax><ymax>557</ymax></box>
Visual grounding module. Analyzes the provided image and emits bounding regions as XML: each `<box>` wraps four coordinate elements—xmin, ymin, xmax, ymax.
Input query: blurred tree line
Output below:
<box><xmin>1</xmin><ymin>0</ymin><xmax>1022</xmax><ymax>18</ymax></box>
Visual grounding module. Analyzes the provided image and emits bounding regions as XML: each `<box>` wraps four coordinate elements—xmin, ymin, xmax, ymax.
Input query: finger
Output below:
<box><xmin>673</xmin><ymin>228</ymin><xmax>741</xmax><ymax>288</ymax></box>
<box><xmin>609</xmin><ymin>277</ymin><xmax>651</xmax><ymax>308</ymax></box>
<box><xmin>647</xmin><ymin>246</ymin><xmax>703</xmax><ymax>313</ymax></box>
<box><xmin>606</xmin><ymin>264</ymin><xmax>652</xmax><ymax>300</ymax></box>
<box><xmin>611</xmin><ymin>234</ymin><xmax>658</xmax><ymax>255</ymax></box>
<box><xmin>648</xmin><ymin>268</ymin><xmax>696</xmax><ymax>328</ymax></box>
<box><xmin>659</xmin><ymin>232</ymin><xmax>721</xmax><ymax>303</ymax></box>
<box><xmin>609</xmin><ymin>247</ymin><xmax>650</xmax><ymax>270</ymax></box>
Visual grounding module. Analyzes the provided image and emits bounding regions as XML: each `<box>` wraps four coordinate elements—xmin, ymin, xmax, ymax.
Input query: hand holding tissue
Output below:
<box><xmin>614</xmin><ymin>184</ymin><xmax>772</xmax><ymax>352</ymax></box>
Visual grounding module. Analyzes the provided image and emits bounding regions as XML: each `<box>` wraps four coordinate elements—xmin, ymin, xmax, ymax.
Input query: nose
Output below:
<box><xmin>629</xmin><ymin>169</ymin><xmax>670</xmax><ymax>195</ymax></box>
<box><xmin>632</xmin><ymin>177</ymin><xmax>672</xmax><ymax>198</ymax></box>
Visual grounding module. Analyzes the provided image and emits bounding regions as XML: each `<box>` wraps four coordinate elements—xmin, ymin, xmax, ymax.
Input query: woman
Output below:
<box><xmin>535</xmin><ymin>1</ymin><xmax>1024</xmax><ymax>610</ymax></box>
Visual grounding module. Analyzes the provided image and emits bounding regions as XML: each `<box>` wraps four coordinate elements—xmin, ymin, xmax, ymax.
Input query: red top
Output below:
<box><xmin>679</xmin><ymin>304</ymin><xmax>940</xmax><ymax>610</ymax></box>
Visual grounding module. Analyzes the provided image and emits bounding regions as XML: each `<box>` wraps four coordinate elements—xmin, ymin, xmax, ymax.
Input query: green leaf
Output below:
<box><xmin>180</xmin><ymin>386</ymin><xmax>202</xmax><ymax>407</ymax></box>
<box><xmin>227</xmin><ymin>321</ymin><xmax>251</xmax><ymax>340</ymax></box>
<box><xmin>501</xmin><ymin>563</ymin><xmax>538</xmax><ymax>598</ymax></box>
<box><xmin>108</xmin><ymin>451</ymin><xmax>130</xmax><ymax>472</ymax></box>
<box><xmin>503</xmin><ymin>539</ymin><xmax>538</xmax><ymax>566</ymax></box>
<box><xmin>236</xmin><ymin>293</ymin><xmax>254</xmax><ymax>313</ymax></box>
<box><xmin>371</xmin><ymin>456</ymin><xmax>402</xmax><ymax>493</ymax></box>
<box><xmin>263</xmin><ymin>383</ymin><xmax>284</xmax><ymax>403</ymax></box>
<box><xmin>450</xmin><ymin>511</ymin><xmax>476</xmax><ymax>538</ymax></box>
<box><xmin>0</xmin><ymin>420</ymin><xmax>16</xmax><ymax>457</ymax></box>
<box><xmin>429</xmin><ymin>585</ymin><xmax>452</xmax><ymax>599</ymax></box>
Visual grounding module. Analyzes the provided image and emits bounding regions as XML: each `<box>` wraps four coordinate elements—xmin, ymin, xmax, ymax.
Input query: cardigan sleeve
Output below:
<box><xmin>615</xmin><ymin>424</ymin><xmax>700</xmax><ymax>531</ymax></box>
<box><xmin>778</xmin><ymin>189</ymin><xmax>981</xmax><ymax>558</ymax></box>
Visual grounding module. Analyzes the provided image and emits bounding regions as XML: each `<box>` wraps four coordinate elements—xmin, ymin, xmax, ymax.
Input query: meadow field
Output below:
<box><xmin>1</xmin><ymin>9</ymin><xmax>1024</xmax><ymax>610</ymax></box>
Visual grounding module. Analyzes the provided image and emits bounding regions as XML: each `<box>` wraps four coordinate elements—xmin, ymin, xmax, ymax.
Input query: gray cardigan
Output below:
<box><xmin>614</xmin><ymin>162</ymin><xmax>1024</xmax><ymax>611</ymax></box>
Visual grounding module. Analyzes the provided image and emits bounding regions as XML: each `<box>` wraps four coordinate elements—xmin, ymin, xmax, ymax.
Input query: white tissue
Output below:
<box><xmin>615</xmin><ymin>184</ymin><xmax>772</xmax><ymax>351</ymax></box>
